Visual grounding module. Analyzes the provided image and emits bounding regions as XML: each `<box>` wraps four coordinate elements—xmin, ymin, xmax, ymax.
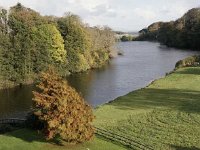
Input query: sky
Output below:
<box><xmin>1</xmin><ymin>0</ymin><xmax>200</xmax><ymax>31</ymax></box>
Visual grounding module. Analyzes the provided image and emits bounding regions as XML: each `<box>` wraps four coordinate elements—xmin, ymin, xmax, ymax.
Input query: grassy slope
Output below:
<box><xmin>0</xmin><ymin>67</ymin><xmax>200</xmax><ymax>150</ymax></box>
<box><xmin>94</xmin><ymin>67</ymin><xmax>200</xmax><ymax>150</ymax></box>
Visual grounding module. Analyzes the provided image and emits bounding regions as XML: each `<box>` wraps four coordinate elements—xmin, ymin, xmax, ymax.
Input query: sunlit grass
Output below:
<box><xmin>94</xmin><ymin>67</ymin><xmax>200</xmax><ymax>150</ymax></box>
<box><xmin>0</xmin><ymin>129</ymin><xmax>126</xmax><ymax>150</ymax></box>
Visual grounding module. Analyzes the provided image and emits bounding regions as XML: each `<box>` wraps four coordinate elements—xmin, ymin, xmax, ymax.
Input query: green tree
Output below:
<box><xmin>32</xmin><ymin>67</ymin><xmax>94</xmax><ymax>143</ymax></box>
<box><xmin>121</xmin><ymin>35</ymin><xmax>133</xmax><ymax>41</ymax></box>
<box><xmin>184</xmin><ymin>8</ymin><xmax>200</xmax><ymax>49</ymax></box>
<box><xmin>0</xmin><ymin>8</ymin><xmax>15</xmax><ymax>87</ymax></box>
<box><xmin>32</xmin><ymin>24</ymin><xmax>67</xmax><ymax>75</ymax></box>
<box><xmin>7</xmin><ymin>3</ymin><xmax>67</xmax><ymax>83</ymax></box>
<box><xmin>57</xmin><ymin>13</ymin><xmax>91</xmax><ymax>72</ymax></box>
<box><xmin>86</xmin><ymin>26</ymin><xmax>115</xmax><ymax>68</ymax></box>
<box><xmin>158</xmin><ymin>22</ymin><xmax>174</xmax><ymax>46</ymax></box>
<box><xmin>0</xmin><ymin>4</ymin><xmax>116</xmax><ymax>87</ymax></box>
<box><xmin>0</xmin><ymin>8</ymin><xmax>8</xmax><ymax>34</ymax></box>
<box><xmin>8</xmin><ymin>3</ymin><xmax>45</xmax><ymax>83</ymax></box>
<box><xmin>138</xmin><ymin>7</ymin><xmax>200</xmax><ymax>50</ymax></box>
<box><xmin>0</xmin><ymin>31</ymin><xmax>14</xmax><ymax>87</ymax></box>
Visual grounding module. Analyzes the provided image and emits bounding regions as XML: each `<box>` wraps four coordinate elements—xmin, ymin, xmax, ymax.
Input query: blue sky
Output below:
<box><xmin>1</xmin><ymin>0</ymin><xmax>200</xmax><ymax>31</ymax></box>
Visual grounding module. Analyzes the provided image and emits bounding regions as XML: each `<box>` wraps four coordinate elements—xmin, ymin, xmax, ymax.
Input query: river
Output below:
<box><xmin>0</xmin><ymin>41</ymin><xmax>199</xmax><ymax>118</ymax></box>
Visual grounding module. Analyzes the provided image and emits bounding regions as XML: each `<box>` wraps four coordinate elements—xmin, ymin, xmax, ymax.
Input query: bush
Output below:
<box><xmin>32</xmin><ymin>67</ymin><xmax>95</xmax><ymax>143</ymax></box>
<box><xmin>175</xmin><ymin>55</ymin><xmax>200</xmax><ymax>69</ymax></box>
<box><xmin>121</xmin><ymin>35</ymin><xmax>133</xmax><ymax>42</ymax></box>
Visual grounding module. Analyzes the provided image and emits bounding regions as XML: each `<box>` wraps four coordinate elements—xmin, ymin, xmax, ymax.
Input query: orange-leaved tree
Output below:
<box><xmin>32</xmin><ymin>67</ymin><xmax>94</xmax><ymax>143</ymax></box>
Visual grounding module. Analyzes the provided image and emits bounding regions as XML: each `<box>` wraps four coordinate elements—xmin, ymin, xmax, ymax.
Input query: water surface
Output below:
<box><xmin>0</xmin><ymin>41</ymin><xmax>199</xmax><ymax>118</ymax></box>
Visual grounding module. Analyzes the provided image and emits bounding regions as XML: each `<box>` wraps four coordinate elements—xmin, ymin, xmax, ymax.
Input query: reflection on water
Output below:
<box><xmin>0</xmin><ymin>85</ymin><xmax>34</xmax><ymax>118</ymax></box>
<box><xmin>0</xmin><ymin>41</ymin><xmax>199</xmax><ymax>118</ymax></box>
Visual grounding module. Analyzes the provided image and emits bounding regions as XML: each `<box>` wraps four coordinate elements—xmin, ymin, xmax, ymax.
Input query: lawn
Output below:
<box><xmin>0</xmin><ymin>129</ymin><xmax>126</xmax><ymax>150</ymax></box>
<box><xmin>94</xmin><ymin>67</ymin><xmax>200</xmax><ymax>150</ymax></box>
<box><xmin>0</xmin><ymin>67</ymin><xmax>200</xmax><ymax>150</ymax></box>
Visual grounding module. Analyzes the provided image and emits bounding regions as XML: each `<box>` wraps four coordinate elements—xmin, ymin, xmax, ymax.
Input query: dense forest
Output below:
<box><xmin>136</xmin><ymin>8</ymin><xmax>200</xmax><ymax>50</ymax></box>
<box><xmin>0</xmin><ymin>3</ymin><xmax>115</xmax><ymax>88</ymax></box>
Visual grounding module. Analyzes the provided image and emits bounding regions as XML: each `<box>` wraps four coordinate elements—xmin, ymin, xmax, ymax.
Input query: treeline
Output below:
<box><xmin>120</xmin><ymin>35</ymin><xmax>135</xmax><ymax>42</ymax></box>
<box><xmin>137</xmin><ymin>8</ymin><xmax>200</xmax><ymax>50</ymax></box>
<box><xmin>0</xmin><ymin>3</ymin><xmax>115</xmax><ymax>88</ymax></box>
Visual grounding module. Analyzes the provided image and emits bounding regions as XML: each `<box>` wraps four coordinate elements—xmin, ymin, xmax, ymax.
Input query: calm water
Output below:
<box><xmin>0</xmin><ymin>41</ymin><xmax>199</xmax><ymax>118</ymax></box>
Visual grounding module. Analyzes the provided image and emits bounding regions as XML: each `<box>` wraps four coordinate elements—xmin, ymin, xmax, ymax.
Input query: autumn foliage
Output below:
<box><xmin>32</xmin><ymin>67</ymin><xmax>95</xmax><ymax>143</ymax></box>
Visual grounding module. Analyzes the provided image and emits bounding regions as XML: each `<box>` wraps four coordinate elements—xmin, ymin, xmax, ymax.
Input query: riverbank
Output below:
<box><xmin>0</xmin><ymin>61</ymin><xmax>108</xmax><ymax>90</ymax></box>
<box><xmin>94</xmin><ymin>66</ymin><xmax>200</xmax><ymax>149</ymax></box>
<box><xmin>1</xmin><ymin>42</ymin><xmax>199</xmax><ymax>118</ymax></box>
<box><xmin>0</xmin><ymin>66</ymin><xmax>200</xmax><ymax>149</ymax></box>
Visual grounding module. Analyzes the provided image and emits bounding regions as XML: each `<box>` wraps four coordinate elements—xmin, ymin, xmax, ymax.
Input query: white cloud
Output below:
<box><xmin>90</xmin><ymin>4</ymin><xmax>116</xmax><ymax>17</ymax></box>
<box><xmin>133</xmin><ymin>8</ymin><xmax>156</xmax><ymax>20</ymax></box>
<box><xmin>0</xmin><ymin>0</ymin><xmax>199</xmax><ymax>31</ymax></box>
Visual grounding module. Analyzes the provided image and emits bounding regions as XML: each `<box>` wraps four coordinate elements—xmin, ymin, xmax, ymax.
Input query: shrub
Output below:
<box><xmin>32</xmin><ymin>67</ymin><xmax>95</xmax><ymax>143</ymax></box>
<box><xmin>175</xmin><ymin>55</ymin><xmax>200</xmax><ymax>69</ymax></box>
<box><xmin>121</xmin><ymin>35</ymin><xmax>133</xmax><ymax>42</ymax></box>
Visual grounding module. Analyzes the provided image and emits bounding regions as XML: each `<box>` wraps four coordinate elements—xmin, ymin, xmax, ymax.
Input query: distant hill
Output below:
<box><xmin>136</xmin><ymin>8</ymin><xmax>200</xmax><ymax>50</ymax></box>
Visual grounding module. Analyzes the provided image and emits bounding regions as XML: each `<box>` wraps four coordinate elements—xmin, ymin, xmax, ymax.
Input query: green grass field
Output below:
<box><xmin>0</xmin><ymin>67</ymin><xmax>200</xmax><ymax>150</ymax></box>
<box><xmin>0</xmin><ymin>129</ymin><xmax>126</xmax><ymax>150</ymax></box>
<box><xmin>94</xmin><ymin>67</ymin><xmax>200</xmax><ymax>150</ymax></box>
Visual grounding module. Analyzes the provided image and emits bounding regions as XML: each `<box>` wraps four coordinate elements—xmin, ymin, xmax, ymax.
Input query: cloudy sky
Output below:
<box><xmin>1</xmin><ymin>0</ymin><xmax>200</xmax><ymax>31</ymax></box>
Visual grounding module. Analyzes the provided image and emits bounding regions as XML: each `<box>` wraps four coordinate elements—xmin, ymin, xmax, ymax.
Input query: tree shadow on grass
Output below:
<box><xmin>3</xmin><ymin>128</ymin><xmax>64</xmax><ymax>147</ymax></box>
<box><xmin>108</xmin><ymin>88</ymin><xmax>200</xmax><ymax>113</ymax></box>
<box><xmin>4</xmin><ymin>128</ymin><xmax>46</xmax><ymax>143</ymax></box>
<box><xmin>103</xmin><ymin>88</ymin><xmax>200</xmax><ymax>150</ymax></box>
<box><xmin>176</xmin><ymin>67</ymin><xmax>200</xmax><ymax>75</ymax></box>
<box><xmin>3</xmin><ymin>129</ymin><xmax>113</xmax><ymax>150</ymax></box>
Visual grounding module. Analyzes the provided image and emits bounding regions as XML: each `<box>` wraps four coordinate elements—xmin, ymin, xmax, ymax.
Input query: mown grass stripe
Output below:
<box><xmin>96</xmin><ymin>127</ymin><xmax>154</xmax><ymax>150</ymax></box>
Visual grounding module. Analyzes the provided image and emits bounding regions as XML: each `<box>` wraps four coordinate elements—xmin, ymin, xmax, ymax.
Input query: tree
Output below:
<box><xmin>8</xmin><ymin>3</ymin><xmax>46</xmax><ymax>83</ymax></box>
<box><xmin>32</xmin><ymin>67</ymin><xmax>94</xmax><ymax>143</ymax></box>
<box><xmin>137</xmin><ymin>7</ymin><xmax>200</xmax><ymax>50</ymax></box>
<box><xmin>32</xmin><ymin>24</ymin><xmax>67</xmax><ymax>75</ymax></box>
<box><xmin>0</xmin><ymin>8</ymin><xmax>15</xmax><ymax>87</ymax></box>
<box><xmin>121</xmin><ymin>35</ymin><xmax>133</xmax><ymax>41</ymax></box>
<box><xmin>7</xmin><ymin>3</ymin><xmax>67</xmax><ymax>83</ymax></box>
<box><xmin>86</xmin><ymin>26</ymin><xmax>115</xmax><ymax>68</ymax></box>
<box><xmin>0</xmin><ymin>31</ymin><xmax>14</xmax><ymax>87</ymax></box>
<box><xmin>157</xmin><ymin>22</ymin><xmax>174</xmax><ymax>46</ymax></box>
<box><xmin>184</xmin><ymin>8</ymin><xmax>200</xmax><ymax>49</ymax></box>
<box><xmin>0</xmin><ymin>8</ymin><xmax>8</xmax><ymax>34</ymax></box>
<box><xmin>57</xmin><ymin>13</ymin><xmax>91</xmax><ymax>72</ymax></box>
<box><xmin>0</xmin><ymin>4</ymin><xmax>116</xmax><ymax>87</ymax></box>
